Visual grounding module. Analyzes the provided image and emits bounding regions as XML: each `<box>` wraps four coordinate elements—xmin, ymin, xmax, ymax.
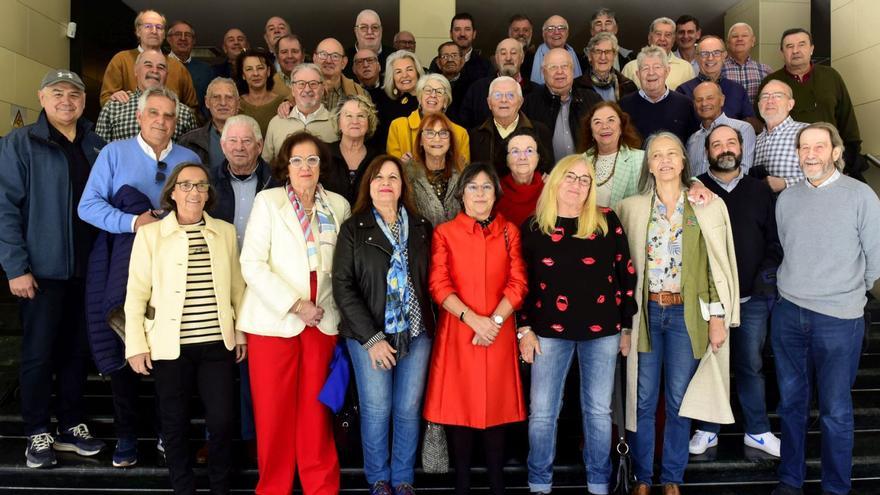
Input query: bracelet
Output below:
<box><xmin>459</xmin><ymin>307</ymin><xmax>469</xmax><ymax>322</ymax></box>
<box><xmin>293</xmin><ymin>299</ymin><xmax>304</xmax><ymax>314</ymax></box>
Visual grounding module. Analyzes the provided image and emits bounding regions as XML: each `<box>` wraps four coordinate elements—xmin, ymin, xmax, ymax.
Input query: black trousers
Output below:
<box><xmin>152</xmin><ymin>342</ymin><xmax>235</xmax><ymax>495</ymax></box>
<box><xmin>447</xmin><ymin>424</ymin><xmax>506</xmax><ymax>495</ymax></box>
<box><xmin>18</xmin><ymin>278</ymin><xmax>90</xmax><ymax>436</ymax></box>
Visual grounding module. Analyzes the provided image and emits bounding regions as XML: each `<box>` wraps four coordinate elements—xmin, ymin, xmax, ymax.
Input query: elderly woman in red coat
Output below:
<box><xmin>423</xmin><ymin>162</ymin><xmax>528</xmax><ymax>495</ymax></box>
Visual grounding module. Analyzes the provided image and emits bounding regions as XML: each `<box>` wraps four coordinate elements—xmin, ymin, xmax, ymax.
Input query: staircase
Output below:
<box><xmin>0</xmin><ymin>290</ymin><xmax>878</xmax><ymax>494</ymax></box>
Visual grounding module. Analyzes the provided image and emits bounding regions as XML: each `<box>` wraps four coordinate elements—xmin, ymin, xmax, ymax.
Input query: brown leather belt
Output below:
<box><xmin>648</xmin><ymin>291</ymin><xmax>683</xmax><ymax>306</ymax></box>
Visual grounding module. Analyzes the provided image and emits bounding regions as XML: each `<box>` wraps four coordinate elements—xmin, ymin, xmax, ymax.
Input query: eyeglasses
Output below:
<box><xmin>356</xmin><ymin>24</ymin><xmax>381</xmax><ymax>33</ymax></box>
<box><xmin>289</xmin><ymin>155</ymin><xmax>321</xmax><ymax>168</ymax></box>
<box><xmin>545</xmin><ymin>63</ymin><xmax>572</xmax><ymax>73</ymax></box>
<box><xmin>758</xmin><ymin>92</ymin><xmax>788</xmax><ymax>101</ymax></box>
<box><xmin>563</xmin><ymin>172</ymin><xmax>592</xmax><ymax>187</ymax></box>
<box><xmin>168</xmin><ymin>31</ymin><xmax>193</xmax><ymax>39</ymax></box>
<box><xmin>491</xmin><ymin>91</ymin><xmax>517</xmax><ymax>101</ymax></box>
<box><xmin>292</xmin><ymin>80</ymin><xmax>321</xmax><ymax>90</ymax></box>
<box><xmin>464</xmin><ymin>183</ymin><xmax>495</xmax><ymax>194</ymax></box>
<box><xmin>422</xmin><ymin>87</ymin><xmax>447</xmax><ymax>97</ymax></box>
<box><xmin>396</xmin><ymin>40</ymin><xmax>416</xmax><ymax>47</ymax></box>
<box><xmin>439</xmin><ymin>53</ymin><xmax>461</xmax><ymax>61</ymax></box>
<box><xmin>176</xmin><ymin>181</ymin><xmax>210</xmax><ymax>192</ymax></box>
<box><xmin>353</xmin><ymin>57</ymin><xmax>378</xmax><ymax>66</ymax></box>
<box><xmin>590</xmin><ymin>48</ymin><xmax>615</xmax><ymax>57</ymax></box>
<box><xmin>423</xmin><ymin>129</ymin><xmax>450</xmax><ymax>140</ymax></box>
<box><xmin>315</xmin><ymin>51</ymin><xmax>344</xmax><ymax>62</ymax></box>
<box><xmin>698</xmin><ymin>50</ymin><xmax>725</xmax><ymax>59</ymax></box>
<box><xmin>155</xmin><ymin>161</ymin><xmax>167</xmax><ymax>183</ymax></box>
<box><xmin>543</xmin><ymin>25</ymin><xmax>568</xmax><ymax>33</ymax></box>
<box><xmin>508</xmin><ymin>147</ymin><xmax>537</xmax><ymax>157</ymax></box>
<box><xmin>140</xmin><ymin>23</ymin><xmax>164</xmax><ymax>31</ymax></box>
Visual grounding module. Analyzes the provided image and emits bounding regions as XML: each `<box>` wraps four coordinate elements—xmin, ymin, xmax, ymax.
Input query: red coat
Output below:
<box><xmin>423</xmin><ymin>212</ymin><xmax>529</xmax><ymax>429</ymax></box>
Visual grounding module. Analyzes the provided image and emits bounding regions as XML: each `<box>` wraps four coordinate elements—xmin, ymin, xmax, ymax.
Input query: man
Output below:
<box><xmin>721</xmin><ymin>22</ymin><xmax>771</xmax><ymax>101</ymax></box>
<box><xmin>758</xmin><ymin>28</ymin><xmax>862</xmax><ymax>176</ymax></box>
<box><xmin>460</xmin><ymin>38</ymin><xmax>539</xmax><ymax>129</ymax></box>
<box><xmin>753</xmin><ymin>80</ymin><xmax>808</xmax><ymax>192</ymax></box>
<box><xmin>620</xmin><ymin>46</ymin><xmax>698</xmax><ymax>144</ymax></box>
<box><xmin>522</xmin><ymin>48</ymin><xmax>602</xmax><ymax>163</ymax></box>
<box><xmin>314</xmin><ymin>38</ymin><xmax>370</xmax><ymax>112</ymax></box>
<box><xmin>673</xmin><ymin>15</ymin><xmax>702</xmax><ymax>75</ymax></box>
<box><xmin>345</xmin><ymin>9</ymin><xmax>392</xmax><ymax>79</ymax></box>
<box><xmin>167</xmin><ymin>20</ymin><xmax>213</xmax><ymax>116</ymax></box>
<box><xmin>100</xmin><ymin>9</ymin><xmax>198</xmax><ymax>110</ymax></box>
<box><xmin>685</xmin><ymin>81</ymin><xmax>756</xmax><ymax>176</ymax></box>
<box><xmin>468</xmin><ymin>76</ymin><xmax>553</xmax><ymax>173</ymax></box>
<box><xmin>213</xmin><ymin>28</ymin><xmax>249</xmax><ymax>84</ymax></box>
<box><xmin>95</xmin><ymin>49</ymin><xmax>198</xmax><ymax>143</ymax></box>
<box><xmin>393</xmin><ymin>31</ymin><xmax>416</xmax><ymax>52</ymax></box>
<box><xmin>529</xmin><ymin>15</ymin><xmax>582</xmax><ymax>85</ymax></box>
<box><xmin>179</xmin><ymin>77</ymin><xmax>241</xmax><ymax>170</ymax></box>
<box><xmin>0</xmin><ymin>69</ymin><xmax>106</xmax><ymax>469</ymax></box>
<box><xmin>689</xmin><ymin>124</ymin><xmax>782</xmax><ymax>459</ymax></box>
<box><xmin>272</xmin><ymin>34</ymin><xmax>306</xmax><ymax>98</ymax></box>
<box><xmin>575</xmin><ymin>32</ymin><xmax>638</xmax><ymax>102</ymax></box>
<box><xmin>429</xmin><ymin>13</ymin><xmax>491</xmax><ymax>83</ymax></box>
<box><xmin>770</xmin><ymin>122</ymin><xmax>880</xmax><ymax>495</ymax></box>
<box><xmin>509</xmin><ymin>14</ymin><xmax>536</xmax><ymax>77</ymax></box>
<box><xmin>622</xmin><ymin>17</ymin><xmax>697</xmax><ymax>90</ymax></box>
<box><xmin>352</xmin><ymin>49</ymin><xmax>382</xmax><ymax>91</ymax></box>
<box><xmin>263</xmin><ymin>64</ymin><xmax>338</xmax><ymax>161</ymax></box>
<box><xmin>436</xmin><ymin>42</ymin><xmax>470</xmax><ymax>122</ymax></box>
<box><xmin>589</xmin><ymin>7</ymin><xmax>635</xmax><ymax>72</ymax></box>
<box><xmin>676</xmin><ymin>36</ymin><xmax>756</xmax><ymax>124</ymax></box>
<box><xmin>263</xmin><ymin>16</ymin><xmax>290</xmax><ymax>54</ymax></box>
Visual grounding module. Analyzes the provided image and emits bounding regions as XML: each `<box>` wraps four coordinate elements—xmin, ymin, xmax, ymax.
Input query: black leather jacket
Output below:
<box><xmin>522</xmin><ymin>84</ymin><xmax>602</xmax><ymax>154</ymax></box>
<box><xmin>332</xmin><ymin>208</ymin><xmax>436</xmax><ymax>345</ymax></box>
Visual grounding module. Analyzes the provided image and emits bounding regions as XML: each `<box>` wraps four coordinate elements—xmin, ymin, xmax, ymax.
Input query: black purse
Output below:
<box><xmin>611</xmin><ymin>355</ymin><xmax>635</xmax><ymax>495</ymax></box>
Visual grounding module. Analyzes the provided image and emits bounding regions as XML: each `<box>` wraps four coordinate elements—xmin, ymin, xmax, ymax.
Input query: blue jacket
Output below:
<box><xmin>85</xmin><ymin>185</ymin><xmax>151</xmax><ymax>374</ymax></box>
<box><xmin>0</xmin><ymin>112</ymin><xmax>105</xmax><ymax>279</ymax></box>
<box><xmin>209</xmin><ymin>157</ymin><xmax>277</xmax><ymax>224</ymax></box>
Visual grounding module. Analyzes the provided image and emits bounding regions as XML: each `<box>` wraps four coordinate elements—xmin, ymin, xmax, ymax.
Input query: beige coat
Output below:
<box><xmin>617</xmin><ymin>192</ymin><xmax>740</xmax><ymax>430</ymax></box>
<box><xmin>236</xmin><ymin>187</ymin><xmax>351</xmax><ymax>338</ymax></box>
<box><xmin>262</xmin><ymin>105</ymin><xmax>339</xmax><ymax>163</ymax></box>
<box><xmin>124</xmin><ymin>212</ymin><xmax>245</xmax><ymax>361</ymax></box>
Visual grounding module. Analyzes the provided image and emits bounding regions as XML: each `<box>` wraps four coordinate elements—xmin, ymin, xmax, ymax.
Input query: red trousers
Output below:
<box><xmin>247</xmin><ymin>273</ymin><xmax>340</xmax><ymax>495</ymax></box>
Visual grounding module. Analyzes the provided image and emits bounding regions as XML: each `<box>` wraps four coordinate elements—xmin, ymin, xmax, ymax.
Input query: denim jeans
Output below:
<box><xmin>696</xmin><ymin>296</ymin><xmax>772</xmax><ymax>435</ymax></box>
<box><xmin>346</xmin><ymin>333</ymin><xmax>432</xmax><ymax>486</ymax></box>
<box><xmin>527</xmin><ymin>334</ymin><xmax>620</xmax><ymax>494</ymax></box>
<box><xmin>629</xmin><ymin>301</ymin><xmax>700</xmax><ymax>485</ymax></box>
<box><xmin>771</xmin><ymin>297</ymin><xmax>863</xmax><ymax>495</ymax></box>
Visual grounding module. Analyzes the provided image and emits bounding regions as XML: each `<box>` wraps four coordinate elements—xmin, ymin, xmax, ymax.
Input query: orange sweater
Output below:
<box><xmin>100</xmin><ymin>48</ymin><xmax>199</xmax><ymax>110</ymax></box>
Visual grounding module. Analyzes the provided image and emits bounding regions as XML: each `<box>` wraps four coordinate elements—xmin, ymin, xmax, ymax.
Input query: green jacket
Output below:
<box><xmin>583</xmin><ymin>145</ymin><xmax>645</xmax><ymax>210</ymax></box>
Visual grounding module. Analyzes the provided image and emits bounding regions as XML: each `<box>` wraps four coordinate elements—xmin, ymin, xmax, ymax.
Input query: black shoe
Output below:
<box><xmin>771</xmin><ymin>483</ymin><xmax>804</xmax><ymax>495</ymax></box>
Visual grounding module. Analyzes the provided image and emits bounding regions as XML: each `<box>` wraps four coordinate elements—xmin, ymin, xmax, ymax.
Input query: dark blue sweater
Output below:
<box><xmin>619</xmin><ymin>91</ymin><xmax>698</xmax><ymax>144</ymax></box>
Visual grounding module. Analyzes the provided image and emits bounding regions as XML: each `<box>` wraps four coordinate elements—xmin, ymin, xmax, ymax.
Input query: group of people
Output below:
<box><xmin>0</xmin><ymin>5</ymin><xmax>876</xmax><ymax>495</ymax></box>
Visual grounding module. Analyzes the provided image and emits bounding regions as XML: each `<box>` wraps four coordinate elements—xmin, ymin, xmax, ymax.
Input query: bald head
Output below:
<box><xmin>542</xmin><ymin>48</ymin><xmax>574</xmax><ymax>94</ymax></box>
<box><xmin>542</xmin><ymin>15</ymin><xmax>569</xmax><ymax>49</ymax></box>
<box><xmin>693</xmin><ymin>81</ymin><xmax>724</xmax><ymax>122</ymax></box>
<box><xmin>315</xmin><ymin>38</ymin><xmax>348</xmax><ymax>79</ymax></box>
<box><xmin>355</xmin><ymin>9</ymin><xmax>383</xmax><ymax>52</ymax></box>
<box><xmin>495</xmin><ymin>38</ymin><xmax>524</xmax><ymax>77</ymax></box>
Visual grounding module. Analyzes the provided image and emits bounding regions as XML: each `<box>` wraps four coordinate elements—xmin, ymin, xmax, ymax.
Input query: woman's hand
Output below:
<box><xmin>128</xmin><ymin>353</ymin><xmax>152</xmax><ymax>375</ymax></box>
<box><xmin>519</xmin><ymin>332</ymin><xmax>541</xmax><ymax>363</ymax></box>
<box><xmin>619</xmin><ymin>333</ymin><xmax>632</xmax><ymax>357</ymax></box>
<box><xmin>400</xmin><ymin>152</ymin><xmax>413</xmax><ymax>163</ymax></box>
<box><xmin>235</xmin><ymin>344</ymin><xmax>247</xmax><ymax>363</ymax></box>
<box><xmin>708</xmin><ymin>316</ymin><xmax>727</xmax><ymax>353</ymax></box>
<box><xmin>368</xmin><ymin>340</ymin><xmax>398</xmax><ymax>370</ymax></box>
<box><xmin>465</xmin><ymin>313</ymin><xmax>500</xmax><ymax>343</ymax></box>
<box><xmin>293</xmin><ymin>300</ymin><xmax>324</xmax><ymax>327</ymax></box>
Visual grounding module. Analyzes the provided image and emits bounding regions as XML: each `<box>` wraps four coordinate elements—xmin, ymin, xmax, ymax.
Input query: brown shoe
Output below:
<box><xmin>195</xmin><ymin>442</ymin><xmax>208</xmax><ymax>465</ymax></box>
<box><xmin>663</xmin><ymin>483</ymin><xmax>680</xmax><ymax>495</ymax></box>
<box><xmin>631</xmin><ymin>482</ymin><xmax>651</xmax><ymax>495</ymax></box>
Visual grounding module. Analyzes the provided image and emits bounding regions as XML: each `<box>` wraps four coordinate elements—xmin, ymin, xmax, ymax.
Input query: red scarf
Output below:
<box><xmin>496</xmin><ymin>172</ymin><xmax>544</xmax><ymax>226</ymax></box>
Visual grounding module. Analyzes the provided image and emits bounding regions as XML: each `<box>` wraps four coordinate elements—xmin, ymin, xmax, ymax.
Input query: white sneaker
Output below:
<box><xmin>744</xmin><ymin>432</ymin><xmax>781</xmax><ymax>457</ymax></box>
<box><xmin>688</xmin><ymin>430</ymin><xmax>719</xmax><ymax>454</ymax></box>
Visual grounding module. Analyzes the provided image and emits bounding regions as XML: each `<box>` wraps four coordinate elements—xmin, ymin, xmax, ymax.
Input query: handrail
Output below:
<box><xmin>867</xmin><ymin>154</ymin><xmax>880</xmax><ymax>169</ymax></box>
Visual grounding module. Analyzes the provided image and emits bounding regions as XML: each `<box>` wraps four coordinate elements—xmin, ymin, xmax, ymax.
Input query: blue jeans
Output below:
<box><xmin>696</xmin><ymin>296</ymin><xmax>772</xmax><ymax>435</ymax></box>
<box><xmin>771</xmin><ymin>297</ymin><xmax>863</xmax><ymax>495</ymax></box>
<box><xmin>346</xmin><ymin>333</ymin><xmax>432</xmax><ymax>486</ymax></box>
<box><xmin>527</xmin><ymin>334</ymin><xmax>620</xmax><ymax>494</ymax></box>
<box><xmin>629</xmin><ymin>302</ymin><xmax>700</xmax><ymax>485</ymax></box>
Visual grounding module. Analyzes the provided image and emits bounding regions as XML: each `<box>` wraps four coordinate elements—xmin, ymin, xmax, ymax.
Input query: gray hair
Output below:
<box><xmin>134</xmin><ymin>48</ymin><xmax>166</xmax><ymax>66</ymax></box>
<box><xmin>638</xmin><ymin>131</ymin><xmax>692</xmax><ymax>193</ymax></box>
<box><xmin>206</xmin><ymin>76</ymin><xmax>239</xmax><ymax>101</ymax></box>
<box><xmin>727</xmin><ymin>22</ymin><xmax>754</xmax><ymax>40</ymax></box>
<box><xmin>290</xmin><ymin>63</ymin><xmax>325</xmax><ymax>84</ymax></box>
<box><xmin>636</xmin><ymin>46</ymin><xmax>669</xmax><ymax>70</ymax></box>
<box><xmin>649</xmin><ymin>17</ymin><xmax>676</xmax><ymax>34</ymax></box>
<box><xmin>696</xmin><ymin>35</ymin><xmax>725</xmax><ymax>52</ymax></box>
<box><xmin>331</xmin><ymin>94</ymin><xmax>378</xmax><ymax>138</ymax></box>
<box><xmin>591</xmin><ymin>8</ymin><xmax>617</xmax><ymax>22</ymax></box>
<box><xmin>136</xmin><ymin>86</ymin><xmax>179</xmax><ymax>116</ymax></box>
<box><xmin>356</xmin><ymin>9</ymin><xmax>381</xmax><ymax>24</ymax></box>
<box><xmin>587</xmin><ymin>32</ymin><xmax>619</xmax><ymax>53</ymax></box>
<box><xmin>796</xmin><ymin>122</ymin><xmax>846</xmax><ymax>171</ymax></box>
<box><xmin>221</xmin><ymin>114</ymin><xmax>262</xmax><ymax>142</ymax></box>
<box><xmin>488</xmin><ymin>76</ymin><xmax>523</xmax><ymax>98</ymax></box>
<box><xmin>383</xmin><ymin>50</ymin><xmax>425</xmax><ymax>100</ymax></box>
<box><xmin>416</xmin><ymin>73</ymin><xmax>454</xmax><ymax>108</ymax></box>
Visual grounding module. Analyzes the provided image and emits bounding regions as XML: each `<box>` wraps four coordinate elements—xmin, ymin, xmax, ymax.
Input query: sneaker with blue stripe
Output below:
<box><xmin>688</xmin><ymin>429</ymin><xmax>718</xmax><ymax>454</ymax></box>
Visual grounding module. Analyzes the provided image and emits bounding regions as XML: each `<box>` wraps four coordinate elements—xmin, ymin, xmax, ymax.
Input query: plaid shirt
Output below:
<box><xmin>95</xmin><ymin>89</ymin><xmax>198</xmax><ymax>143</ymax></box>
<box><xmin>721</xmin><ymin>56</ymin><xmax>771</xmax><ymax>102</ymax></box>
<box><xmin>754</xmin><ymin>116</ymin><xmax>808</xmax><ymax>187</ymax></box>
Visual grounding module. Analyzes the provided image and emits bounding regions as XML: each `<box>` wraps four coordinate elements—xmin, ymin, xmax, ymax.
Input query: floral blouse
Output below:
<box><xmin>646</xmin><ymin>191</ymin><xmax>685</xmax><ymax>293</ymax></box>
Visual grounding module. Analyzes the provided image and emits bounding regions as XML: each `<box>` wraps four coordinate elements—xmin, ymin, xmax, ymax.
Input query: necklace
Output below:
<box><xmin>594</xmin><ymin>152</ymin><xmax>618</xmax><ymax>187</ymax></box>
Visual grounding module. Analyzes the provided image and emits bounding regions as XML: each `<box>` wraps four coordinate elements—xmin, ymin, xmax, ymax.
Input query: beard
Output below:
<box><xmin>803</xmin><ymin>160</ymin><xmax>836</xmax><ymax>181</ymax></box>
<box><xmin>498</xmin><ymin>64</ymin><xmax>517</xmax><ymax>77</ymax></box>
<box><xmin>708</xmin><ymin>151</ymin><xmax>741</xmax><ymax>172</ymax></box>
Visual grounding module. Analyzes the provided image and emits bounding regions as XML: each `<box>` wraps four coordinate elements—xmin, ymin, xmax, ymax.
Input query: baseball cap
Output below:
<box><xmin>40</xmin><ymin>69</ymin><xmax>85</xmax><ymax>91</ymax></box>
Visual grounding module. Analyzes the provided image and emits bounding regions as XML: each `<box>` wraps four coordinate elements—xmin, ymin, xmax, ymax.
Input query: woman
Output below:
<box><xmin>616</xmin><ymin>132</ymin><xmax>739</xmax><ymax>495</ymax></box>
<box><xmin>237</xmin><ymin>48</ymin><xmax>287</xmax><ymax>137</ymax></box>
<box><xmin>333</xmin><ymin>155</ymin><xmax>435</xmax><ymax>495</ymax></box>
<box><xmin>518</xmin><ymin>155</ymin><xmax>638</xmax><ymax>495</ymax></box>
<box><xmin>580</xmin><ymin>101</ymin><xmax>644</xmax><ymax>210</ymax></box>
<box><xmin>405</xmin><ymin>112</ymin><xmax>463</xmax><ymax>226</ymax></box>
<box><xmin>125</xmin><ymin>162</ymin><xmax>246</xmax><ymax>494</ymax></box>
<box><xmin>423</xmin><ymin>163</ymin><xmax>528</xmax><ymax>495</ymax></box>
<box><xmin>237</xmin><ymin>131</ymin><xmax>351</xmax><ymax>495</ymax></box>
<box><xmin>576</xmin><ymin>32</ymin><xmax>638</xmax><ymax>102</ymax></box>
<box><xmin>324</xmin><ymin>95</ymin><xmax>381</xmax><ymax>204</ymax></box>
<box><xmin>495</xmin><ymin>129</ymin><xmax>544</xmax><ymax>226</ymax></box>
<box><xmin>372</xmin><ymin>50</ymin><xmax>425</xmax><ymax>146</ymax></box>
<box><xmin>387</xmin><ymin>74</ymin><xmax>470</xmax><ymax>163</ymax></box>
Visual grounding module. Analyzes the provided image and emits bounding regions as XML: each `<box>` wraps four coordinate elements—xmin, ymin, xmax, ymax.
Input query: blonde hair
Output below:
<box><xmin>533</xmin><ymin>154</ymin><xmax>607</xmax><ymax>239</ymax></box>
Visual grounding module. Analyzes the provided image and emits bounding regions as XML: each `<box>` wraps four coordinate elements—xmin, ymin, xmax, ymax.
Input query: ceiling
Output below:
<box><xmin>123</xmin><ymin>0</ymin><xmax>744</xmax><ymax>56</ymax></box>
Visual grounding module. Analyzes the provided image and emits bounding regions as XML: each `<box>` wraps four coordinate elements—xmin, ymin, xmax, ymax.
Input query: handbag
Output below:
<box><xmin>421</xmin><ymin>421</ymin><xmax>449</xmax><ymax>473</ymax></box>
<box><xmin>611</xmin><ymin>355</ymin><xmax>635</xmax><ymax>495</ymax></box>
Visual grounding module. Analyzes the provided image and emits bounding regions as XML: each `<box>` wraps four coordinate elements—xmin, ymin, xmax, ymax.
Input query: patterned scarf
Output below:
<box><xmin>590</xmin><ymin>69</ymin><xmax>620</xmax><ymax>101</ymax></box>
<box><xmin>374</xmin><ymin>207</ymin><xmax>420</xmax><ymax>358</ymax></box>
<box><xmin>286</xmin><ymin>182</ymin><xmax>338</xmax><ymax>272</ymax></box>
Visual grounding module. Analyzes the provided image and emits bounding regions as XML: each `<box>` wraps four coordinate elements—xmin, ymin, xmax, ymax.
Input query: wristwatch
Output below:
<box><xmin>492</xmin><ymin>314</ymin><xmax>504</xmax><ymax>325</ymax></box>
<box><xmin>516</xmin><ymin>327</ymin><xmax>532</xmax><ymax>340</ymax></box>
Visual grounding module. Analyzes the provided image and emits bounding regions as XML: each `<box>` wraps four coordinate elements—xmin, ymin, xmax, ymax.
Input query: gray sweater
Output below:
<box><xmin>776</xmin><ymin>174</ymin><xmax>880</xmax><ymax>319</ymax></box>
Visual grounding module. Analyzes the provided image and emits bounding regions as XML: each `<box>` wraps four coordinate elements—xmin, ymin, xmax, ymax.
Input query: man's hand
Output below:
<box><xmin>8</xmin><ymin>273</ymin><xmax>38</xmax><ymax>299</ymax></box>
<box><xmin>109</xmin><ymin>90</ymin><xmax>130</xmax><ymax>103</ymax></box>
<box><xmin>134</xmin><ymin>211</ymin><xmax>159</xmax><ymax>231</ymax></box>
<box><xmin>687</xmin><ymin>181</ymin><xmax>716</xmax><ymax>205</ymax></box>
<box><xmin>766</xmin><ymin>176</ymin><xmax>787</xmax><ymax>193</ymax></box>
<box><xmin>276</xmin><ymin>100</ymin><xmax>292</xmax><ymax>118</ymax></box>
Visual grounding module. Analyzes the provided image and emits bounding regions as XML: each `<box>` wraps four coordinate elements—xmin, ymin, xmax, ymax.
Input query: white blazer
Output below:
<box><xmin>236</xmin><ymin>187</ymin><xmax>351</xmax><ymax>338</ymax></box>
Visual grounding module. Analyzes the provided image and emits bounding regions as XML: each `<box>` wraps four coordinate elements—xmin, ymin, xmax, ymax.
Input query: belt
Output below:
<box><xmin>648</xmin><ymin>291</ymin><xmax>683</xmax><ymax>306</ymax></box>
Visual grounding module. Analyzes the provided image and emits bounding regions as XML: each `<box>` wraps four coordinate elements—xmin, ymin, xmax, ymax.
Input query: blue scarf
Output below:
<box><xmin>374</xmin><ymin>207</ymin><xmax>411</xmax><ymax>337</ymax></box>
